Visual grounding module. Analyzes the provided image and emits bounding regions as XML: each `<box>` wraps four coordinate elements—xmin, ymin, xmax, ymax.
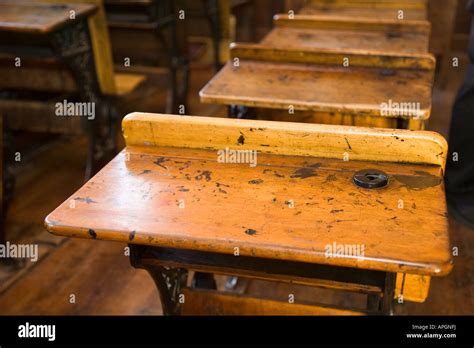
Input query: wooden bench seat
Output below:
<box><xmin>181</xmin><ymin>288</ymin><xmax>366</xmax><ymax>315</ymax></box>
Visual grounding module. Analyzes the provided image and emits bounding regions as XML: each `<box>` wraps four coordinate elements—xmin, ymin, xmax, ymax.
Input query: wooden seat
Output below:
<box><xmin>200</xmin><ymin>43</ymin><xmax>435</xmax><ymax>129</ymax></box>
<box><xmin>0</xmin><ymin>0</ymin><xmax>163</xmax><ymax>180</ymax></box>
<box><xmin>181</xmin><ymin>288</ymin><xmax>366</xmax><ymax>315</ymax></box>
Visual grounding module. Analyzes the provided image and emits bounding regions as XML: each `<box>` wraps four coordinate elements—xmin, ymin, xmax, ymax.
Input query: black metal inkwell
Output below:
<box><xmin>352</xmin><ymin>169</ymin><xmax>389</xmax><ymax>189</ymax></box>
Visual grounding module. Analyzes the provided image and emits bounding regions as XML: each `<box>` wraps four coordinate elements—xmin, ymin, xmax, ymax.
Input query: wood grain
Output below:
<box><xmin>0</xmin><ymin>2</ymin><xmax>96</xmax><ymax>34</ymax></box>
<box><xmin>181</xmin><ymin>288</ymin><xmax>366</xmax><ymax>315</ymax></box>
<box><xmin>229</xmin><ymin>43</ymin><xmax>435</xmax><ymax>70</ymax></box>
<box><xmin>122</xmin><ymin>114</ymin><xmax>447</xmax><ymax>169</ymax></box>
<box><xmin>200</xmin><ymin>59</ymin><xmax>434</xmax><ymax>121</ymax></box>
<box><xmin>264</xmin><ymin>14</ymin><xmax>430</xmax><ymax>54</ymax></box>
<box><xmin>45</xmin><ymin>114</ymin><xmax>451</xmax><ymax>276</ymax></box>
<box><xmin>300</xmin><ymin>0</ymin><xmax>428</xmax><ymax>20</ymax></box>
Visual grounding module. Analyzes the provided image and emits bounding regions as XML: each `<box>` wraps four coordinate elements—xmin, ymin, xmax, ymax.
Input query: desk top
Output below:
<box><xmin>200</xmin><ymin>44</ymin><xmax>435</xmax><ymax>120</ymax></box>
<box><xmin>45</xmin><ymin>113</ymin><xmax>452</xmax><ymax>276</ymax></box>
<box><xmin>0</xmin><ymin>2</ymin><xmax>97</xmax><ymax>34</ymax></box>
<box><xmin>263</xmin><ymin>15</ymin><xmax>430</xmax><ymax>54</ymax></box>
<box><xmin>300</xmin><ymin>1</ymin><xmax>427</xmax><ymax>21</ymax></box>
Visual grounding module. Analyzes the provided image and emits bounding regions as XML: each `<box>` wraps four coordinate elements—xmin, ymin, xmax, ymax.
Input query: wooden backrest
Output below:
<box><xmin>38</xmin><ymin>0</ymin><xmax>117</xmax><ymax>95</ymax></box>
<box><xmin>273</xmin><ymin>14</ymin><xmax>431</xmax><ymax>34</ymax></box>
<box><xmin>122</xmin><ymin>113</ymin><xmax>448</xmax><ymax>171</ymax></box>
<box><xmin>229</xmin><ymin>43</ymin><xmax>436</xmax><ymax>71</ymax></box>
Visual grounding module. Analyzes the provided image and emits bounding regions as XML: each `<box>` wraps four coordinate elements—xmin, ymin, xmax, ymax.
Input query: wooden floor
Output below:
<box><xmin>1</xmin><ymin>59</ymin><xmax>473</xmax><ymax>315</ymax></box>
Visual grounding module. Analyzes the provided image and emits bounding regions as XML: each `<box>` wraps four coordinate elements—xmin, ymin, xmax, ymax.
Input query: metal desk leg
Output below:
<box><xmin>1</xmin><ymin>119</ymin><xmax>17</xmax><ymax>268</ymax></box>
<box><xmin>130</xmin><ymin>245</ymin><xmax>188</xmax><ymax>315</ymax></box>
<box><xmin>228</xmin><ymin>105</ymin><xmax>255</xmax><ymax>119</ymax></box>
<box><xmin>381</xmin><ymin>272</ymin><xmax>396</xmax><ymax>315</ymax></box>
<box><xmin>49</xmin><ymin>19</ymin><xmax>104</xmax><ymax>180</ymax></box>
<box><xmin>203</xmin><ymin>0</ymin><xmax>221</xmax><ymax>72</ymax></box>
<box><xmin>366</xmin><ymin>272</ymin><xmax>396</xmax><ymax>315</ymax></box>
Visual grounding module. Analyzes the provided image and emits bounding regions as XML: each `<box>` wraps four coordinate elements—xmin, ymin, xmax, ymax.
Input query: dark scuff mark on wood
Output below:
<box><xmin>291</xmin><ymin>168</ymin><xmax>317</xmax><ymax>179</ymax></box>
<box><xmin>237</xmin><ymin>131</ymin><xmax>245</xmax><ymax>145</ymax></box>
<box><xmin>138</xmin><ymin>169</ymin><xmax>152</xmax><ymax>175</ymax></box>
<box><xmin>74</xmin><ymin>197</ymin><xmax>97</xmax><ymax>204</ymax></box>
<box><xmin>344</xmin><ymin>137</ymin><xmax>352</xmax><ymax>150</ymax></box>
<box><xmin>245</xmin><ymin>228</ymin><xmax>257</xmax><ymax>236</ymax></box>
<box><xmin>154</xmin><ymin>157</ymin><xmax>168</xmax><ymax>169</ymax></box>
<box><xmin>248</xmin><ymin>179</ymin><xmax>264</xmax><ymax>185</ymax></box>
<box><xmin>331</xmin><ymin>209</ymin><xmax>344</xmax><ymax>213</ymax></box>
<box><xmin>88</xmin><ymin>229</ymin><xmax>97</xmax><ymax>239</ymax></box>
<box><xmin>195</xmin><ymin>170</ymin><xmax>212</xmax><ymax>181</ymax></box>
<box><xmin>178</xmin><ymin>161</ymin><xmax>192</xmax><ymax>171</ymax></box>
<box><xmin>386</xmin><ymin>31</ymin><xmax>402</xmax><ymax>39</ymax></box>
<box><xmin>393</xmin><ymin>171</ymin><xmax>442</xmax><ymax>190</ymax></box>
<box><xmin>129</xmin><ymin>230</ymin><xmax>136</xmax><ymax>241</ymax></box>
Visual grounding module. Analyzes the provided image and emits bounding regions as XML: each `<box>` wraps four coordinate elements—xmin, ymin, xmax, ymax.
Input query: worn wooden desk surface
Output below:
<box><xmin>0</xmin><ymin>2</ymin><xmax>97</xmax><ymax>34</ymax></box>
<box><xmin>299</xmin><ymin>0</ymin><xmax>427</xmax><ymax>20</ymax></box>
<box><xmin>200</xmin><ymin>44</ymin><xmax>435</xmax><ymax>121</ymax></box>
<box><xmin>263</xmin><ymin>15</ymin><xmax>430</xmax><ymax>54</ymax></box>
<box><xmin>45</xmin><ymin>113</ymin><xmax>451</xmax><ymax>277</ymax></box>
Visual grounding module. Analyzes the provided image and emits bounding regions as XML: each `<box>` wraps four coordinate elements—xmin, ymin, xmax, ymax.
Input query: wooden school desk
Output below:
<box><xmin>200</xmin><ymin>43</ymin><xmax>435</xmax><ymax>130</ymax></box>
<box><xmin>45</xmin><ymin>113</ymin><xmax>452</xmax><ymax>315</ymax></box>
<box><xmin>265</xmin><ymin>14</ymin><xmax>430</xmax><ymax>54</ymax></box>
<box><xmin>298</xmin><ymin>0</ymin><xmax>428</xmax><ymax>21</ymax></box>
<box><xmin>104</xmin><ymin>0</ymin><xmax>190</xmax><ymax>113</ymax></box>
<box><xmin>0</xmin><ymin>1</ymin><xmax>104</xmax><ymax>179</ymax></box>
<box><xmin>0</xmin><ymin>0</ymin><xmax>153</xmax><ymax>179</ymax></box>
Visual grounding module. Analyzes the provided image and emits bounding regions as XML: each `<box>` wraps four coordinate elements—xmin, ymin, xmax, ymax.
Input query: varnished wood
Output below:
<box><xmin>114</xmin><ymin>72</ymin><xmax>146</xmax><ymax>96</ymax></box>
<box><xmin>264</xmin><ymin>14</ymin><xmax>430</xmax><ymax>54</ymax></box>
<box><xmin>304</xmin><ymin>0</ymin><xmax>427</xmax><ymax>9</ymax></box>
<box><xmin>45</xmin><ymin>113</ymin><xmax>451</xmax><ymax>276</ymax></box>
<box><xmin>0</xmin><ymin>64</ymin><xmax>469</xmax><ymax>316</ymax></box>
<box><xmin>300</xmin><ymin>0</ymin><xmax>428</xmax><ymax>20</ymax></box>
<box><xmin>0</xmin><ymin>1</ymin><xmax>97</xmax><ymax>34</ymax></box>
<box><xmin>121</xmin><ymin>113</ymin><xmax>447</xmax><ymax>169</ymax></box>
<box><xmin>395</xmin><ymin>273</ymin><xmax>430</xmax><ymax>303</ymax></box>
<box><xmin>181</xmin><ymin>288</ymin><xmax>366</xmax><ymax>315</ymax></box>
<box><xmin>229</xmin><ymin>43</ymin><xmax>435</xmax><ymax>70</ymax></box>
<box><xmin>37</xmin><ymin>0</ymin><xmax>118</xmax><ymax>96</ymax></box>
<box><xmin>200</xmin><ymin>52</ymin><xmax>435</xmax><ymax>123</ymax></box>
<box><xmin>200</xmin><ymin>43</ymin><xmax>435</xmax><ymax>126</ymax></box>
